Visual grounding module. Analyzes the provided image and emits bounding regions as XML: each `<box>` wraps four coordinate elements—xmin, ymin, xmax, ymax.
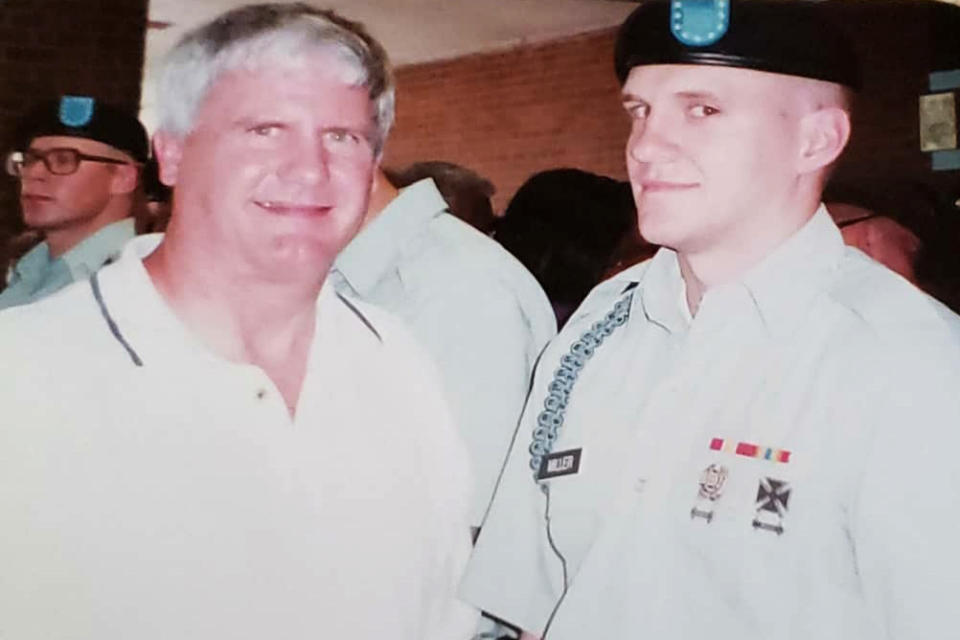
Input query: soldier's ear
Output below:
<box><xmin>152</xmin><ymin>132</ymin><xmax>184</xmax><ymax>187</ymax></box>
<box><xmin>796</xmin><ymin>105</ymin><xmax>851</xmax><ymax>175</ymax></box>
<box><xmin>109</xmin><ymin>162</ymin><xmax>139</xmax><ymax>196</ymax></box>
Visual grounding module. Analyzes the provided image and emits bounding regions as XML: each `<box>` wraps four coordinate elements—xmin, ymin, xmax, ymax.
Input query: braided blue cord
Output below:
<box><xmin>530</xmin><ymin>291</ymin><xmax>634</xmax><ymax>478</ymax></box>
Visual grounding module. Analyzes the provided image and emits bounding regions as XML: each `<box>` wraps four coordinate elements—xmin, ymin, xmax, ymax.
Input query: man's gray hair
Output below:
<box><xmin>155</xmin><ymin>2</ymin><xmax>395</xmax><ymax>153</ymax></box>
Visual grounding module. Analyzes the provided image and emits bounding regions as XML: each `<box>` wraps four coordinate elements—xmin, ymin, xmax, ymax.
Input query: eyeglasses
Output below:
<box><xmin>4</xmin><ymin>148</ymin><xmax>131</xmax><ymax>177</ymax></box>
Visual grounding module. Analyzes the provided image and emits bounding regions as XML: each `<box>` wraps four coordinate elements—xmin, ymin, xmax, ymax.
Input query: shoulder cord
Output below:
<box><xmin>529</xmin><ymin>284</ymin><xmax>637</xmax><ymax>478</ymax></box>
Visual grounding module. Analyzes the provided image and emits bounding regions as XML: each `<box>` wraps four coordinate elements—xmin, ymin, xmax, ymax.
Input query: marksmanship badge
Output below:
<box><xmin>690</xmin><ymin>463</ymin><xmax>728</xmax><ymax>522</ymax></box>
<box><xmin>752</xmin><ymin>477</ymin><xmax>791</xmax><ymax>535</ymax></box>
<box><xmin>698</xmin><ymin>463</ymin><xmax>728</xmax><ymax>500</ymax></box>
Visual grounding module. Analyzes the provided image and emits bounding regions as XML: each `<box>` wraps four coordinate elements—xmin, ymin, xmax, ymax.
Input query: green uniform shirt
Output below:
<box><xmin>0</xmin><ymin>218</ymin><xmax>134</xmax><ymax>310</ymax></box>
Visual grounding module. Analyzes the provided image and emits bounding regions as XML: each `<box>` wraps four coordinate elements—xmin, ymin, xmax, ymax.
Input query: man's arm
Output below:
<box><xmin>403</xmin><ymin>337</ymin><xmax>481</xmax><ymax>640</ymax></box>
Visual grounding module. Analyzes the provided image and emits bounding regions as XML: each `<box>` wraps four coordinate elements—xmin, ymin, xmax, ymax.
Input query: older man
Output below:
<box><xmin>0</xmin><ymin>5</ymin><xmax>475</xmax><ymax>639</ymax></box>
<box><xmin>462</xmin><ymin>2</ymin><xmax>960</xmax><ymax>639</ymax></box>
<box><xmin>0</xmin><ymin>96</ymin><xmax>147</xmax><ymax>309</ymax></box>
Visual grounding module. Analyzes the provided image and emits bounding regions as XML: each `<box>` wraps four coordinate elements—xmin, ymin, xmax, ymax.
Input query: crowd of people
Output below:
<box><xmin>1</xmin><ymin>2</ymin><xmax>958</xmax><ymax>639</ymax></box>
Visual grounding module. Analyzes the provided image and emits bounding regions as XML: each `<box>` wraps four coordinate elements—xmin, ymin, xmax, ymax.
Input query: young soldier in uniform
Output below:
<box><xmin>0</xmin><ymin>5</ymin><xmax>475</xmax><ymax>639</ymax></box>
<box><xmin>461</xmin><ymin>2</ymin><xmax>960</xmax><ymax>638</ymax></box>
<box><xmin>1</xmin><ymin>96</ymin><xmax>147</xmax><ymax>308</ymax></box>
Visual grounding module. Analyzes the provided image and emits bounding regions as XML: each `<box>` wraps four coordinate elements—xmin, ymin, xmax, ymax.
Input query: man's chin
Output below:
<box><xmin>259</xmin><ymin>237</ymin><xmax>340</xmax><ymax>281</ymax></box>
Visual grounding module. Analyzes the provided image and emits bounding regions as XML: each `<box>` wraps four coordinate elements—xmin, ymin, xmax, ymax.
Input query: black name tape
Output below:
<box><xmin>537</xmin><ymin>448</ymin><xmax>583</xmax><ymax>480</ymax></box>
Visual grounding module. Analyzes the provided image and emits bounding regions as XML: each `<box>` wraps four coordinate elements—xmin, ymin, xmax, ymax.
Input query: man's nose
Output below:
<box><xmin>279</xmin><ymin>134</ymin><xmax>331</xmax><ymax>184</ymax></box>
<box><xmin>626</xmin><ymin>114</ymin><xmax>678</xmax><ymax>164</ymax></box>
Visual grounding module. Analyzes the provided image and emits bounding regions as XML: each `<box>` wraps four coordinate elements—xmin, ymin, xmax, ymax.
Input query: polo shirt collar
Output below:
<box><xmin>333</xmin><ymin>178</ymin><xmax>447</xmax><ymax>295</ymax></box>
<box><xmin>636</xmin><ymin>204</ymin><xmax>843</xmax><ymax>336</ymax></box>
<box><xmin>95</xmin><ymin>234</ymin><xmax>377</xmax><ymax>369</ymax></box>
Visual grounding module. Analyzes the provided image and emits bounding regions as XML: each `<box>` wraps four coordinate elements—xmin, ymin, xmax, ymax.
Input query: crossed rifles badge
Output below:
<box><xmin>690</xmin><ymin>463</ymin><xmax>728</xmax><ymax>523</ymax></box>
<box><xmin>752</xmin><ymin>477</ymin><xmax>791</xmax><ymax>536</ymax></box>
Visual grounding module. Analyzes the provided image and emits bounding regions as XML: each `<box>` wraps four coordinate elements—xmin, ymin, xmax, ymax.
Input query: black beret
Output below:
<box><xmin>614</xmin><ymin>0</ymin><xmax>861</xmax><ymax>90</ymax></box>
<box><xmin>15</xmin><ymin>95</ymin><xmax>149</xmax><ymax>163</ymax></box>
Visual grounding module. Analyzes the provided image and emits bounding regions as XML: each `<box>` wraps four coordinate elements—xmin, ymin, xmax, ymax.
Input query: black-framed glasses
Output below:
<box><xmin>4</xmin><ymin>148</ymin><xmax>132</xmax><ymax>177</ymax></box>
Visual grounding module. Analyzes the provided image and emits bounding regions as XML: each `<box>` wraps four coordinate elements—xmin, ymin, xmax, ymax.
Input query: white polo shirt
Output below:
<box><xmin>0</xmin><ymin>235</ymin><xmax>477</xmax><ymax>640</ymax></box>
<box><xmin>333</xmin><ymin>178</ymin><xmax>556</xmax><ymax>526</ymax></box>
<box><xmin>461</xmin><ymin>206</ymin><xmax>960</xmax><ymax>639</ymax></box>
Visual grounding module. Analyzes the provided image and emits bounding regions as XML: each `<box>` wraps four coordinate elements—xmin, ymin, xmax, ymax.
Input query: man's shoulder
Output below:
<box><xmin>0</xmin><ymin>277</ymin><xmax>101</xmax><ymax>340</ymax></box>
<box><xmin>412</xmin><ymin>213</ymin><xmax>532</xmax><ymax>278</ymax></box>
<box><xmin>330</xmin><ymin>289</ymin><xmax>435</xmax><ymax>359</ymax></box>
<box><xmin>0</xmin><ymin>277</ymin><xmax>121</xmax><ymax>388</ymax></box>
<box><xmin>812</xmin><ymin>250</ymin><xmax>960</xmax><ymax>388</ymax></box>
<box><xmin>827</xmin><ymin>249</ymin><xmax>960</xmax><ymax>346</ymax></box>
<box><xmin>400</xmin><ymin>213</ymin><xmax>555</xmax><ymax>316</ymax></box>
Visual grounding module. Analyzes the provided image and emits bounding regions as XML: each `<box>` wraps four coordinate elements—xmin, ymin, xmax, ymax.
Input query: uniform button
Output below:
<box><xmin>256</xmin><ymin>389</ymin><xmax>267</xmax><ymax>400</ymax></box>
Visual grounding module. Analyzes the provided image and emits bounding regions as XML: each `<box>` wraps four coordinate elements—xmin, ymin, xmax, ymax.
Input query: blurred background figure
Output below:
<box><xmin>0</xmin><ymin>95</ymin><xmax>147</xmax><ymax>309</ymax></box>
<box><xmin>827</xmin><ymin>202</ymin><xmax>922</xmax><ymax>284</ymax></box>
<box><xmin>493</xmin><ymin>168</ymin><xmax>638</xmax><ymax>327</ymax></box>
<box><xmin>825</xmin><ymin>183</ymin><xmax>960</xmax><ymax>315</ymax></box>
<box><xmin>333</xmin><ymin>165</ymin><xmax>556</xmax><ymax>532</ymax></box>
<box><xmin>387</xmin><ymin>160</ymin><xmax>499</xmax><ymax>234</ymax></box>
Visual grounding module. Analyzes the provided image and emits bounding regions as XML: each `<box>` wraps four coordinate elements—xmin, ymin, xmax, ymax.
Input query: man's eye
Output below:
<box><xmin>325</xmin><ymin>130</ymin><xmax>359</xmax><ymax>144</ymax></box>
<box><xmin>624</xmin><ymin>102</ymin><xmax>649</xmax><ymax>119</ymax></box>
<box><xmin>250</xmin><ymin>124</ymin><xmax>281</xmax><ymax>137</ymax></box>
<box><xmin>690</xmin><ymin>104</ymin><xmax>720</xmax><ymax>117</ymax></box>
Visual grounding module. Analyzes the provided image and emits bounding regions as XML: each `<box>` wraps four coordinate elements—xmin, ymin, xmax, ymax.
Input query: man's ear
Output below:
<box><xmin>796</xmin><ymin>106</ymin><xmax>851</xmax><ymax>174</ymax></box>
<box><xmin>152</xmin><ymin>131</ymin><xmax>185</xmax><ymax>187</ymax></box>
<box><xmin>109</xmin><ymin>162</ymin><xmax>140</xmax><ymax>196</ymax></box>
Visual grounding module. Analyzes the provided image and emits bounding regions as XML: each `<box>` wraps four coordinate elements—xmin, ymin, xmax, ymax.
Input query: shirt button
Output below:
<box><xmin>256</xmin><ymin>389</ymin><xmax>267</xmax><ymax>400</ymax></box>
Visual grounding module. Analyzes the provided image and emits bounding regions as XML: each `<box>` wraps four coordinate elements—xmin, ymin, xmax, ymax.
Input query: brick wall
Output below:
<box><xmin>0</xmin><ymin>0</ymin><xmax>148</xmax><ymax>245</ymax></box>
<box><xmin>385</xmin><ymin>30</ymin><xmax>630</xmax><ymax>213</ymax></box>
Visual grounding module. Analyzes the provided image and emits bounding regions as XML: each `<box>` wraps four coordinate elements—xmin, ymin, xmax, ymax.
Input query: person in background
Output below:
<box><xmin>388</xmin><ymin>160</ymin><xmax>499</xmax><ymax>234</ymax></box>
<box><xmin>332</xmin><ymin>164</ymin><xmax>556</xmax><ymax>532</ymax></box>
<box><xmin>493</xmin><ymin>168</ymin><xmax>637</xmax><ymax>327</ymax></box>
<box><xmin>0</xmin><ymin>5</ymin><xmax>476</xmax><ymax>639</ymax></box>
<box><xmin>826</xmin><ymin>202</ymin><xmax>921</xmax><ymax>283</ymax></box>
<box><xmin>0</xmin><ymin>95</ymin><xmax>147</xmax><ymax>309</ymax></box>
<box><xmin>461</xmin><ymin>2</ymin><xmax>960</xmax><ymax>638</ymax></box>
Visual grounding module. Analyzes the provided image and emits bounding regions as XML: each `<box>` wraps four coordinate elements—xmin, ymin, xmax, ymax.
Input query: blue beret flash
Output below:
<box><xmin>58</xmin><ymin>95</ymin><xmax>96</xmax><ymax>128</ymax></box>
<box><xmin>671</xmin><ymin>0</ymin><xmax>730</xmax><ymax>46</ymax></box>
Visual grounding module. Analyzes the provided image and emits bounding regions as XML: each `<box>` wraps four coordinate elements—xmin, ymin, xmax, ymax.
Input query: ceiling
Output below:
<box><xmin>141</xmin><ymin>0</ymin><xmax>637</xmax><ymax>130</ymax></box>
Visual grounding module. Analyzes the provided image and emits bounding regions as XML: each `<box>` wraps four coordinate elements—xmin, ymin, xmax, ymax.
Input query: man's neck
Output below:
<box><xmin>676</xmin><ymin>197</ymin><xmax>820</xmax><ymax>316</ymax></box>
<box><xmin>143</xmin><ymin>239</ymin><xmax>324</xmax><ymax>417</ymax></box>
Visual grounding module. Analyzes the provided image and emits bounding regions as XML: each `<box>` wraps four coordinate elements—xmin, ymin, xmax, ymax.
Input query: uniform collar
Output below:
<box><xmin>333</xmin><ymin>178</ymin><xmax>448</xmax><ymax>295</ymax></box>
<box><xmin>7</xmin><ymin>218</ymin><xmax>134</xmax><ymax>285</ymax></box>
<box><xmin>637</xmin><ymin>205</ymin><xmax>844</xmax><ymax>336</ymax></box>
<box><xmin>60</xmin><ymin>218</ymin><xmax>135</xmax><ymax>279</ymax></box>
<box><xmin>9</xmin><ymin>240</ymin><xmax>53</xmax><ymax>284</ymax></box>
